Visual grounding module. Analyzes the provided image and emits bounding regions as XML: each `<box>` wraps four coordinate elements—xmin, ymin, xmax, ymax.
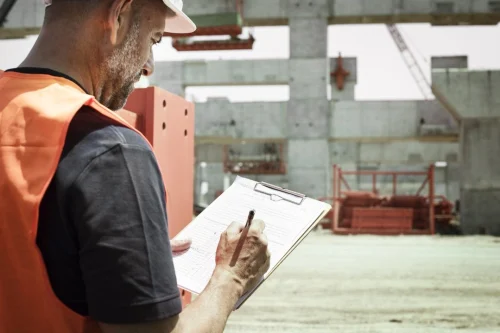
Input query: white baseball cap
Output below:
<box><xmin>43</xmin><ymin>0</ymin><xmax>196</xmax><ymax>34</ymax></box>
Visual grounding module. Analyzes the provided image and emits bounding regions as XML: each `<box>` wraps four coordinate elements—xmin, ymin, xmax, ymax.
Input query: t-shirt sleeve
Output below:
<box><xmin>67</xmin><ymin>142</ymin><xmax>182</xmax><ymax>324</ymax></box>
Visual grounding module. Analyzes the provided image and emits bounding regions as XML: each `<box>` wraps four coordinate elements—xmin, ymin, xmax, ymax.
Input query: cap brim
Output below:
<box><xmin>163</xmin><ymin>0</ymin><xmax>197</xmax><ymax>34</ymax></box>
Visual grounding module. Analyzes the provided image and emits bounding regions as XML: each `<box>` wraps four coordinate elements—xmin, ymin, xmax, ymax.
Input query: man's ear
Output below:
<box><xmin>108</xmin><ymin>0</ymin><xmax>135</xmax><ymax>45</ymax></box>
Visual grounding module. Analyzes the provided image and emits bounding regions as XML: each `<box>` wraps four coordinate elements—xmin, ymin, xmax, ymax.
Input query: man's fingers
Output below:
<box><xmin>260</xmin><ymin>231</ymin><xmax>269</xmax><ymax>247</ymax></box>
<box><xmin>226</xmin><ymin>221</ymin><xmax>244</xmax><ymax>236</ymax></box>
<box><xmin>249</xmin><ymin>219</ymin><xmax>265</xmax><ymax>234</ymax></box>
<box><xmin>259</xmin><ymin>253</ymin><xmax>271</xmax><ymax>276</ymax></box>
<box><xmin>171</xmin><ymin>239</ymin><xmax>192</xmax><ymax>253</ymax></box>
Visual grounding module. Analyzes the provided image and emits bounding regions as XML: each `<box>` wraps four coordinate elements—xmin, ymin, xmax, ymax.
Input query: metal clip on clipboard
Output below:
<box><xmin>253</xmin><ymin>182</ymin><xmax>306</xmax><ymax>205</ymax></box>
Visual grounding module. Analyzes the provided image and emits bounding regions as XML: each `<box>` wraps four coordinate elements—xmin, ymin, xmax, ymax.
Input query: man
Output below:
<box><xmin>0</xmin><ymin>1</ymin><xmax>270</xmax><ymax>332</ymax></box>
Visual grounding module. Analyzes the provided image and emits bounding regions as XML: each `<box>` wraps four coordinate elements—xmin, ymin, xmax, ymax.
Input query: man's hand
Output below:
<box><xmin>214</xmin><ymin>220</ymin><xmax>271</xmax><ymax>295</ymax></box>
<box><xmin>171</xmin><ymin>238</ymin><xmax>192</xmax><ymax>253</ymax></box>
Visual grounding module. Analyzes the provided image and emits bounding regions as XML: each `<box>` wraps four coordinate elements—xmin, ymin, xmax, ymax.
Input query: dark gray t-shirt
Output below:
<box><xmin>8</xmin><ymin>68</ymin><xmax>182</xmax><ymax>324</ymax></box>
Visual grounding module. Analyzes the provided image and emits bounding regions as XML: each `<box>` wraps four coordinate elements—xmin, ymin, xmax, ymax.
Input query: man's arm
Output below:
<box><xmin>99</xmin><ymin>268</ymin><xmax>241</xmax><ymax>333</ymax></box>
<box><xmin>99</xmin><ymin>221</ymin><xmax>270</xmax><ymax>333</ymax></box>
<box><xmin>65</xmin><ymin>121</ymin><xmax>270</xmax><ymax>332</ymax></box>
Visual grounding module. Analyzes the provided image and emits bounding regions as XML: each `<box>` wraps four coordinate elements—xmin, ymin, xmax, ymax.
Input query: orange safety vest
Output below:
<box><xmin>0</xmin><ymin>71</ymin><xmax>152</xmax><ymax>332</ymax></box>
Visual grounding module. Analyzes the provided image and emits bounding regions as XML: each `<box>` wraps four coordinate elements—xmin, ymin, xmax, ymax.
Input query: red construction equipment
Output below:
<box><xmin>223</xmin><ymin>142</ymin><xmax>286</xmax><ymax>175</ymax></box>
<box><xmin>119</xmin><ymin>87</ymin><xmax>195</xmax><ymax>308</ymax></box>
<box><xmin>165</xmin><ymin>0</ymin><xmax>255</xmax><ymax>51</ymax></box>
<box><xmin>330</xmin><ymin>53</ymin><xmax>350</xmax><ymax>91</ymax></box>
<box><xmin>323</xmin><ymin>164</ymin><xmax>454</xmax><ymax>235</ymax></box>
<box><xmin>172</xmin><ymin>35</ymin><xmax>254</xmax><ymax>51</ymax></box>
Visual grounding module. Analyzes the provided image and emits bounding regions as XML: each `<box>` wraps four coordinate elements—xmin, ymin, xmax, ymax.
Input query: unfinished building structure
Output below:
<box><xmin>2</xmin><ymin>0</ymin><xmax>500</xmax><ymax>235</ymax></box>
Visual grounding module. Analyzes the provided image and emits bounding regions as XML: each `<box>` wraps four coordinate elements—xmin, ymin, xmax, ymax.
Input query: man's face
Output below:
<box><xmin>101</xmin><ymin>0</ymin><xmax>168</xmax><ymax>110</ymax></box>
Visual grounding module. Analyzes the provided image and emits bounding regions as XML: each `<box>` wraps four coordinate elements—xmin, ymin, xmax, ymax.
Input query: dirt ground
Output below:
<box><xmin>224</xmin><ymin>230</ymin><xmax>500</xmax><ymax>333</ymax></box>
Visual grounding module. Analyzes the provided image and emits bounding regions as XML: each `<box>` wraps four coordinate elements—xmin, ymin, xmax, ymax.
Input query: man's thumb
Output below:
<box><xmin>171</xmin><ymin>238</ymin><xmax>192</xmax><ymax>253</ymax></box>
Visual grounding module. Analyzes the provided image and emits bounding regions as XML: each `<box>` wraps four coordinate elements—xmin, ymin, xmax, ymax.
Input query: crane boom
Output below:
<box><xmin>386</xmin><ymin>24</ymin><xmax>461</xmax><ymax>123</ymax></box>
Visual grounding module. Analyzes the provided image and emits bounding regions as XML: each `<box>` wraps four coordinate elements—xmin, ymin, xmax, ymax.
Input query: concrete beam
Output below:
<box><xmin>431</xmin><ymin>56</ymin><xmax>468</xmax><ymax>70</ymax></box>
<box><xmin>3</xmin><ymin>0</ymin><xmax>500</xmax><ymax>39</ymax></box>
<box><xmin>331</xmin><ymin>101</ymin><xmax>420</xmax><ymax>138</ymax></box>
<box><xmin>152</xmin><ymin>60</ymin><xmax>290</xmax><ymax>87</ymax></box>
<box><xmin>330</xmin><ymin>141</ymin><xmax>459</xmax><ymax>165</ymax></box>
<box><xmin>432</xmin><ymin>70</ymin><xmax>500</xmax><ymax>118</ymax></box>
<box><xmin>152</xmin><ymin>58</ymin><xmax>350</xmax><ymax>88</ymax></box>
<box><xmin>194</xmin><ymin>99</ymin><xmax>287</xmax><ymax>138</ymax></box>
<box><xmin>190</xmin><ymin>0</ymin><xmax>500</xmax><ymax>26</ymax></box>
<box><xmin>193</xmin><ymin>99</ymin><xmax>459</xmax><ymax>142</ymax></box>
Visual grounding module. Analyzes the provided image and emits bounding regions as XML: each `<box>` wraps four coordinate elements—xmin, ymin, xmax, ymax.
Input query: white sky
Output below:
<box><xmin>1</xmin><ymin>23</ymin><xmax>499</xmax><ymax>102</ymax></box>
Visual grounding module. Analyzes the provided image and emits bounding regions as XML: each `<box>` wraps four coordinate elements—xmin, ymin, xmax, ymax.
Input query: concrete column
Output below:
<box><xmin>432</xmin><ymin>60</ymin><xmax>500</xmax><ymax>235</ymax></box>
<box><xmin>460</xmin><ymin>118</ymin><xmax>500</xmax><ymax>236</ymax></box>
<box><xmin>286</xmin><ymin>0</ymin><xmax>329</xmax><ymax>199</ymax></box>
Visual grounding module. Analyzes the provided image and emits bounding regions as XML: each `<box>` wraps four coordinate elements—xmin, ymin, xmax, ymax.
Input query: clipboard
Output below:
<box><xmin>253</xmin><ymin>182</ymin><xmax>306</xmax><ymax>205</ymax></box>
<box><xmin>171</xmin><ymin>176</ymin><xmax>332</xmax><ymax>310</ymax></box>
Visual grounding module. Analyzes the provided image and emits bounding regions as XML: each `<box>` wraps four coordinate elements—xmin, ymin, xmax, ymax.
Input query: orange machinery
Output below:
<box><xmin>118</xmin><ymin>87</ymin><xmax>195</xmax><ymax>307</ymax></box>
<box><xmin>320</xmin><ymin>164</ymin><xmax>454</xmax><ymax>236</ymax></box>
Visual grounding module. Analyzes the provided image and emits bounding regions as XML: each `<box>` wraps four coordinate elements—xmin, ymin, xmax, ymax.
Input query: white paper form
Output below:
<box><xmin>172</xmin><ymin>176</ymin><xmax>331</xmax><ymax>303</ymax></box>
